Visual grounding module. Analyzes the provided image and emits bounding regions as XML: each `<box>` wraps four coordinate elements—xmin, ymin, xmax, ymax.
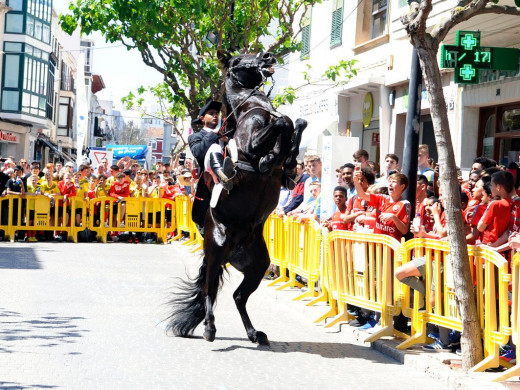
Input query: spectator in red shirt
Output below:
<box><xmin>465</xmin><ymin>177</ymin><xmax>492</xmax><ymax>244</ymax></box>
<box><xmin>478</xmin><ymin>170</ymin><xmax>514</xmax><ymax>247</ymax></box>
<box><xmin>58</xmin><ymin>172</ymin><xmax>77</xmax><ymax>227</ymax></box>
<box><xmin>109</xmin><ymin>172</ymin><xmax>130</xmax><ymax>227</ymax></box>
<box><xmin>353</xmin><ymin>171</ymin><xmax>410</xmax><ymax>241</ymax></box>
<box><xmin>343</xmin><ymin>167</ymin><xmax>376</xmax><ymax>230</ymax></box>
<box><xmin>322</xmin><ymin>186</ymin><xmax>348</xmax><ymax>231</ymax></box>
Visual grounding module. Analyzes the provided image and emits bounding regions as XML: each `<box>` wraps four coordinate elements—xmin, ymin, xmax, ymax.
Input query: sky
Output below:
<box><xmin>54</xmin><ymin>0</ymin><xmax>163</xmax><ymax>111</ymax></box>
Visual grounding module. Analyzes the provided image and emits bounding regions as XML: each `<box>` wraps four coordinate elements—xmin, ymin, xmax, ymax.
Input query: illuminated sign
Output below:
<box><xmin>440</xmin><ymin>30</ymin><xmax>520</xmax><ymax>84</ymax></box>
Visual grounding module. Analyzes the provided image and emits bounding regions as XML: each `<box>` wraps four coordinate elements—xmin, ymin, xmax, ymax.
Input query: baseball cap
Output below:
<box><xmin>65</xmin><ymin>161</ymin><xmax>75</xmax><ymax>167</ymax></box>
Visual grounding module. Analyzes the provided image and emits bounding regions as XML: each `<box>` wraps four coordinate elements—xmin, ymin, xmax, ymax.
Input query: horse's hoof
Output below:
<box><xmin>203</xmin><ymin>329</ymin><xmax>216</xmax><ymax>342</ymax></box>
<box><xmin>256</xmin><ymin>331</ymin><xmax>270</xmax><ymax>346</ymax></box>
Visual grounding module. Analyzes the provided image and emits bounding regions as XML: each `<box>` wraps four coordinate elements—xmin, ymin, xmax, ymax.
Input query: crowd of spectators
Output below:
<box><xmin>272</xmin><ymin>145</ymin><xmax>520</xmax><ymax>363</ymax></box>
<box><xmin>0</xmin><ymin>153</ymin><xmax>197</xmax><ymax>243</ymax></box>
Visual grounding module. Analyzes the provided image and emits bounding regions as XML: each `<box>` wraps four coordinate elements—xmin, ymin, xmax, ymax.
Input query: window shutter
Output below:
<box><xmin>330</xmin><ymin>7</ymin><xmax>343</xmax><ymax>47</ymax></box>
<box><xmin>300</xmin><ymin>9</ymin><xmax>312</xmax><ymax>60</ymax></box>
<box><xmin>301</xmin><ymin>25</ymin><xmax>311</xmax><ymax>59</ymax></box>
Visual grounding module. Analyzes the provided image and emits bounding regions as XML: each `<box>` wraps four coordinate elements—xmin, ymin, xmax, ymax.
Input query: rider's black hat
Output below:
<box><xmin>192</xmin><ymin>100</ymin><xmax>222</xmax><ymax>126</ymax></box>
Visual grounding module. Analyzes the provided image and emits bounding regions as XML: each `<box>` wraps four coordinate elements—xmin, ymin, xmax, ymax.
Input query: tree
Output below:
<box><xmin>402</xmin><ymin>0</ymin><xmax>520</xmax><ymax>370</ymax></box>
<box><xmin>121</xmin><ymin>83</ymin><xmax>189</xmax><ymax>156</ymax></box>
<box><xmin>60</xmin><ymin>0</ymin><xmax>320</xmax><ymax>120</ymax></box>
<box><xmin>118</xmin><ymin>120</ymin><xmax>147</xmax><ymax>145</ymax></box>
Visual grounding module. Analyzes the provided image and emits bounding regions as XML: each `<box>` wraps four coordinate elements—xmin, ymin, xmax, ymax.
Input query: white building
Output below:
<box><xmin>282</xmin><ymin>0</ymin><xmax>520</xmax><ymax>171</ymax></box>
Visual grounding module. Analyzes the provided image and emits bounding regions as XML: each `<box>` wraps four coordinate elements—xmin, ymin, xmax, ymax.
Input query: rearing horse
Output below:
<box><xmin>165</xmin><ymin>52</ymin><xmax>307</xmax><ymax>346</ymax></box>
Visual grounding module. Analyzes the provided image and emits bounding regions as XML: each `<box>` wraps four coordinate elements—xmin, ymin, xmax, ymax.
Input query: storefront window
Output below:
<box><xmin>483</xmin><ymin>114</ymin><xmax>495</xmax><ymax>159</ymax></box>
<box><xmin>501</xmin><ymin>109</ymin><xmax>520</xmax><ymax>132</ymax></box>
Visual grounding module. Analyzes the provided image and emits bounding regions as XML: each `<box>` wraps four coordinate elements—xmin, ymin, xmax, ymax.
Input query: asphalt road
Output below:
<box><xmin>0</xmin><ymin>241</ymin><xmax>448</xmax><ymax>389</ymax></box>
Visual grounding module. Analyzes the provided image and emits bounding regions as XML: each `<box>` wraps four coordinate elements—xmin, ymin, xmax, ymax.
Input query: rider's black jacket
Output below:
<box><xmin>188</xmin><ymin>128</ymin><xmax>220</xmax><ymax>234</ymax></box>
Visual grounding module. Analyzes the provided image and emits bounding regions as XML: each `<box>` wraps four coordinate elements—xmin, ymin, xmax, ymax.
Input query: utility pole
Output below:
<box><xmin>401</xmin><ymin>48</ymin><xmax>422</xmax><ymax>219</ymax></box>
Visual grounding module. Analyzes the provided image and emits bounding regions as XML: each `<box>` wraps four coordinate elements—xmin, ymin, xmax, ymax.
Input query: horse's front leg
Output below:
<box><xmin>231</xmin><ymin>230</ymin><xmax>271</xmax><ymax>346</ymax></box>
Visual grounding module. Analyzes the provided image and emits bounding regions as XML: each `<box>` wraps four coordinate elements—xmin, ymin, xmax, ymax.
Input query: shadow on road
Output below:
<box><xmin>212</xmin><ymin>336</ymin><xmax>400</xmax><ymax>362</ymax></box>
<box><xmin>0</xmin><ymin>382</ymin><xmax>57</xmax><ymax>389</ymax></box>
<box><xmin>0</xmin><ymin>309</ymin><xmax>88</xmax><ymax>354</ymax></box>
<box><xmin>0</xmin><ymin>247</ymin><xmax>41</xmax><ymax>269</ymax></box>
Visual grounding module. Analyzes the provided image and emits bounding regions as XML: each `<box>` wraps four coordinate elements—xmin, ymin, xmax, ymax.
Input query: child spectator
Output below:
<box><xmin>418</xmin><ymin>144</ymin><xmax>435</xmax><ymax>185</ymax></box>
<box><xmin>25</xmin><ymin>174</ymin><xmax>41</xmax><ymax>242</ymax></box>
<box><xmin>287</xmin><ymin>181</ymin><xmax>320</xmax><ymax>218</ymax></box>
<box><xmin>341</xmin><ymin>163</ymin><xmax>356</xmax><ymax>199</ymax></box>
<box><xmin>466</xmin><ymin>177</ymin><xmax>492</xmax><ymax>245</ymax></box>
<box><xmin>353</xmin><ymin>172</ymin><xmax>411</xmax><ymax>241</ymax></box>
<box><xmin>322</xmin><ymin>186</ymin><xmax>348</xmax><ymax>231</ymax></box>
<box><xmin>377</xmin><ymin>153</ymin><xmax>399</xmax><ymax>185</ymax></box>
<box><xmin>353</xmin><ymin>149</ymin><xmax>370</xmax><ymax>168</ymax></box>
<box><xmin>477</xmin><ymin>170</ymin><xmax>514</xmax><ymax>248</ymax></box>
<box><xmin>343</xmin><ymin>167</ymin><xmax>376</xmax><ymax>230</ymax></box>
<box><xmin>109</xmin><ymin>172</ymin><xmax>130</xmax><ymax>227</ymax></box>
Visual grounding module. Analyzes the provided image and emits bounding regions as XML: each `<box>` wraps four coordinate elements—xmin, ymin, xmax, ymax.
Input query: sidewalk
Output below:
<box><xmin>257</xmin><ymin>279</ymin><xmax>517</xmax><ymax>390</ymax></box>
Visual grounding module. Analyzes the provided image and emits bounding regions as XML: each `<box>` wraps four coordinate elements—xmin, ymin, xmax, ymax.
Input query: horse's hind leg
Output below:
<box><xmin>232</xmin><ymin>230</ymin><xmax>271</xmax><ymax>346</ymax></box>
<box><xmin>202</xmin><ymin>258</ymin><xmax>221</xmax><ymax>342</ymax></box>
<box><xmin>202</xmin><ymin>218</ymin><xmax>229</xmax><ymax>342</ymax></box>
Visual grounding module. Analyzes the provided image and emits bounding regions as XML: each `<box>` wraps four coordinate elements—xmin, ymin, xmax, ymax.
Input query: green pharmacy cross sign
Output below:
<box><xmin>440</xmin><ymin>30</ymin><xmax>520</xmax><ymax>84</ymax></box>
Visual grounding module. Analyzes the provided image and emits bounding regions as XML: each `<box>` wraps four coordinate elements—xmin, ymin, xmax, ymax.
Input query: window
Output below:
<box><xmin>371</xmin><ymin>0</ymin><xmax>388</xmax><ymax>39</ymax></box>
<box><xmin>2</xmin><ymin>42</ymin><xmax>53</xmax><ymax>117</ymax></box>
<box><xmin>300</xmin><ymin>13</ymin><xmax>311</xmax><ymax>60</ymax></box>
<box><xmin>5</xmin><ymin>14</ymin><xmax>24</xmax><ymax>33</ymax></box>
<box><xmin>355</xmin><ymin>0</ymin><xmax>388</xmax><ymax>46</ymax></box>
<box><xmin>7</xmin><ymin>0</ymin><xmax>23</xmax><ymax>11</ymax></box>
<box><xmin>58</xmin><ymin>96</ymin><xmax>72</xmax><ymax>136</ymax></box>
<box><xmin>330</xmin><ymin>0</ymin><xmax>343</xmax><ymax>48</ymax></box>
<box><xmin>5</xmin><ymin>0</ymin><xmax>52</xmax><ymax>43</ymax></box>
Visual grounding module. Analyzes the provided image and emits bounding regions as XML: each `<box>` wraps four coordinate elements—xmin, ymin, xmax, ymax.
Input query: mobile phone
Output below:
<box><xmin>354</xmin><ymin>162</ymin><xmax>361</xmax><ymax>172</ymax></box>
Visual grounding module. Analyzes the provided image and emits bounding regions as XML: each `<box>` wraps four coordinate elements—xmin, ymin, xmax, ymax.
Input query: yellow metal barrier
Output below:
<box><xmin>317</xmin><ymin>231</ymin><xmax>406</xmax><ymax>341</ymax></box>
<box><xmin>0</xmin><ymin>195</ymin><xmax>88</xmax><ymax>242</ymax></box>
<box><xmin>88</xmin><ymin>197</ymin><xmax>176</xmax><ymax>243</ymax></box>
<box><xmin>396</xmin><ymin>239</ymin><xmax>511</xmax><ymax>372</ymax></box>
<box><xmin>276</xmin><ymin>218</ymin><xmax>321</xmax><ymax>301</ymax></box>
<box><xmin>494</xmin><ymin>252</ymin><xmax>519</xmax><ymax>382</ymax></box>
<box><xmin>263</xmin><ymin>214</ymin><xmax>290</xmax><ymax>286</ymax></box>
<box><xmin>170</xmin><ymin>195</ymin><xmax>198</xmax><ymax>246</ymax></box>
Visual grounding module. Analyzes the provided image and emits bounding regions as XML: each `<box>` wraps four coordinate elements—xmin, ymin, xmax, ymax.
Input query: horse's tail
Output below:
<box><xmin>164</xmin><ymin>257</ymin><xmax>225</xmax><ymax>337</ymax></box>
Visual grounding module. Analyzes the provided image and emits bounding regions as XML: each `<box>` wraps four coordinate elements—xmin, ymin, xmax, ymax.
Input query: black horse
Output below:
<box><xmin>165</xmin><ymin>52</ymin><xmax>307</xmax><ymax>346</ymax></box>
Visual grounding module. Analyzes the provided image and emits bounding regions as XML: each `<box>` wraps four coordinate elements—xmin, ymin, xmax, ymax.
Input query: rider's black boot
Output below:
<box><xmin>209</xmin><ymin>152</ymin><xmax>235</xmax><ymax>191</ymax></box>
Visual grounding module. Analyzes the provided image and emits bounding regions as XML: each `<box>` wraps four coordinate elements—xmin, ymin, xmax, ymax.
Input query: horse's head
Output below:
<box><xmin>218</xmin><ymin>51</ymin><xmax>276</xmax><ymax>90</ymax></box>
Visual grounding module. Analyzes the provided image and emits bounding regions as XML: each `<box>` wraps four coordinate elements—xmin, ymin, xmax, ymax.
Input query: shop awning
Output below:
<box><xmin>337</xmin><ymin>77</ymin><xmax>385</xmax><ymax>97</ymax></box>
<box><xmin>38</xmin><ymin>137</ymin><xmax>73</xmax><ymax>162</ymax></box>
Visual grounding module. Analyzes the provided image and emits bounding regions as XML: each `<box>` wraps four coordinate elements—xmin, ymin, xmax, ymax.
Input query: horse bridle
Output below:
<box><xmin>220</xmin><ymin>55</ymin><xmax>276</xmax><ymax>138</ymax></box>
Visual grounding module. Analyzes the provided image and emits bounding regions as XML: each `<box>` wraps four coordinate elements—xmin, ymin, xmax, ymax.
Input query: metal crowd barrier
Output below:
<box><xmin>0</xmin><ymin>195</ymin><xmax>88</xmax><ymax>243</ymax></box>
<box><xmin>88</xmin><ymin>197</ymin><xmax>176</xmax><ymax>243</ymax></box>
<box><xmin>0</xmin><ymin>194</ymin><xmax>176</xmax><ymax>244</ymax></box>
<box><xmin>274</xmin><ymin>217</ymin><xmax>321</xmax><ymax>301</ymax></box>
<box><xmin>494</xmin><ymin>252</ymin><xmax>519</xmax><ymax>382</ymax></box>
<box><xmin>263</xmin><ymin>214</ymin><xmax>290</xmax><ymax>286</ymax></box>
<box><xmin>261</xmin><ymin>214</ymin><xmax>517</xmax><ymax>378</ymax></box>
<box><xmin>396</xmin><ymin>239</ymin><xmax>511</xmax><ymax>373</ymax></box>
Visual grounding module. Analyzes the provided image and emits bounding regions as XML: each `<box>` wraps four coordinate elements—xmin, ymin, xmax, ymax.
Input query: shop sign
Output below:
<box><xmin>371</xmin><ymin>132</ymin><xmax>380</xmax><ymax>146</ymax></box>
<box><xmin>0</xmin><ymin>130</ymin><xmax>19</xmax><ymax>143</ymax></box>
<box><xmin>362</xmin><ymin>93</ymin><xmax>373</xmax><ymax>128</ymax></box>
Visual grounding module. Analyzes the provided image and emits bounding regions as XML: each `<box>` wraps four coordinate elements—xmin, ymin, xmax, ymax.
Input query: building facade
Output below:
<box><xmin>282</xmin><ymin>0</ymin><xmax>520</xmax><ymax>173</ymax></box>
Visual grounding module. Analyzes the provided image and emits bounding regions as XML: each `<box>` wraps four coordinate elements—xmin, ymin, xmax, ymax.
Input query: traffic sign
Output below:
<box><xmin>90</xmin><ymin>149</ymin><xmax>113</xmax><ymax>168</ymax></box>
<box><xmin>440</xmin><ymin>30</ymin><xmax>520</xmax><ymax>84</ymax></box>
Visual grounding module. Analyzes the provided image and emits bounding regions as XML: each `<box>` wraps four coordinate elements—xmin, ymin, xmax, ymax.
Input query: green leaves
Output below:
<box><xmin>60</xmin><ymin>0</ymin><xmax>320</xmax><ymax>119</ymax></box>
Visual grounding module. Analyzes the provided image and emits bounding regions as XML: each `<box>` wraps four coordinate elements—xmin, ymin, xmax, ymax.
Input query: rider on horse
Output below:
<box><xmin>188</xmin><ymin>100</ymin><xmax>236</xmax><ymax>234</ymax></box>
